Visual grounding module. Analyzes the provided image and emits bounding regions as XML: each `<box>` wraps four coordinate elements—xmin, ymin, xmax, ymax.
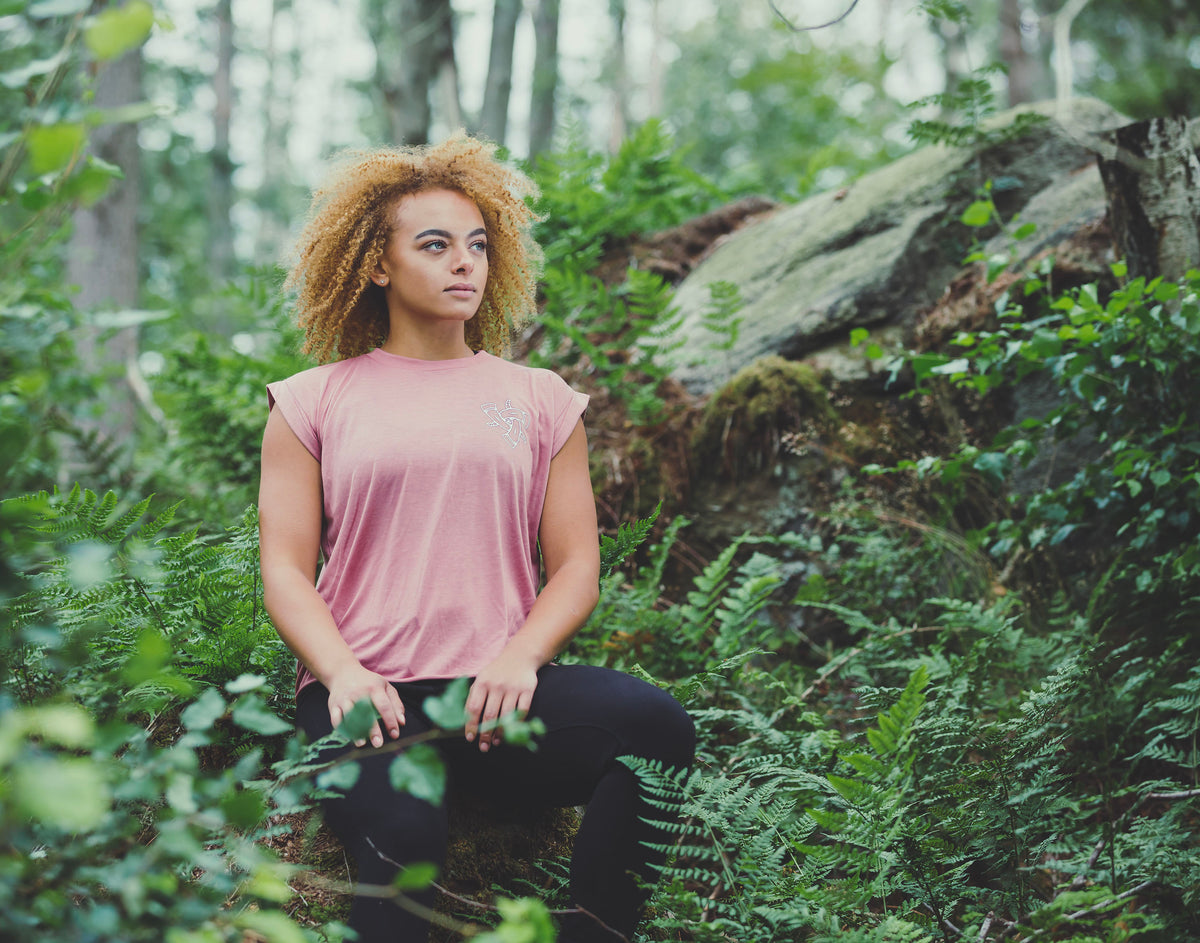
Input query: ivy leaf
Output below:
<box><xmin>316</xmin><ymin>761</ymin><xmax>360</xmax><ymax>794</ymax></box>
<box><xmin>181</xmin><ymin>687</ymin><xmax>226</xmax><ymax>732</ymax></box>
<box><xmin>26</xmin><ymin>122</ymin><xmax>85</xmax><ymax>174</ymax></box>
<box><xmin>960</xmin><ymin>200</ymin><xmax>992</xmax><ymax>227</ymax></box>
<box><xmin>231</xmin><ymin>695</ymin><xmax>292</xmax><ymax>737</ymax></box>
<box><xmin>14</xmin><ymin>757</ymin><xmax>112</xmax><ymax>830</ymax></box>
<box><xmin>85</xmin><ymin>0</ymin><xmax>154</xmax><ymax>62</ymax></box>
<box><xmin>389</xmin><ymin>743</ymin><xmax>446</xmax><ymax>805</ymax></box>
<box><xmin>423</xmin><ymin>677</ymin><xmax>470</xmax><ymax>730</ymax></box>
<box><xmin>393</xmin><ymin>862</ymin><xmax>439</xmax><ymax>891</ymax></box>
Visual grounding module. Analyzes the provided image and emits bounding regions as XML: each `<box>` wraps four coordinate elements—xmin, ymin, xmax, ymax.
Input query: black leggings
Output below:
<box><xmin>295</xmin><ymin>663</ymin><xmax>696</xmax><ymax>943</ymax></box>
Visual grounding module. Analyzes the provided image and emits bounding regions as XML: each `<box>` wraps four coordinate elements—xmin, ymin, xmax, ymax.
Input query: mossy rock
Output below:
<box><xmin>691</xmin><ymin>355</ymin><xmax>838</xmax><ymax>481</ymax></box>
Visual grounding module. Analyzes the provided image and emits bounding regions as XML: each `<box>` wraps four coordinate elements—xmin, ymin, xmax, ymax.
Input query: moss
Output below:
<box><xmin>691</xmin><ymin>355</ymin><xmax>838</xmax><ymax>481</ymax></box>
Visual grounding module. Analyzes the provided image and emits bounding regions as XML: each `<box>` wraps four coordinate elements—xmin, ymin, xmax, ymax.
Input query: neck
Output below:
<box><xmin>380</xmin><ymin>324</ymin><xmax>474</xmax><ymax>361</ymax></box>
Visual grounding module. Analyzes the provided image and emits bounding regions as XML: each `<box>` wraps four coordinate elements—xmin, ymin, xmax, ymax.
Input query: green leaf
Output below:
<box><xmin>389</xmin><ymin>743</ymin><xmax>446</xmax><ymax>805</ymax></box>
<box><xmin>181</xmin><ymin>687</ymin><xmax>227</xmax><ymax>732</ymax></box>
<box><xmin>336</xmin><ymin>698</ymin><xmax>379</xmax><ymax>742</ymax></box>
<box><xmin>316</xmin><ymin>761</ymin><xmax>360</xmax><ymax>793</ymax></box>
<box><xmin>28</xmin><ymin>0</ymin><xmax>91</xmax><ymax>16</ymax></box>
<box><xmin>14</xmin><ymin>757</ymin><xmax>111</xmax><ymax>830</ymax></box>
<box><xmin>226</xmin><ymin>673</ymin><xmax>267</xmax><ymax>694</ymax></box>
<box><xmin>220</xmin><ymin>786</ymin><xmax>268</xmax><ymax>830</ymax></box>
<box><xmin>1013</xmin><ymin>221</ymin><xmax>1037</xmax><ymax>240</ymax></box>
<box><xmin>24</xmin><ymin>704</ymin><xmax>95</xmax><ymax>748</ymax></box>
<box><xmin>393</xmin><ymin>862</ymin><xmax>439</xmax><ymax>891</ymax></box>
<box><xmin>234</xmin><ymin>911</ymin><xmax>308</xmax><ymax>943</ymax></box>
<box><xmin>231</xmin><ymin>695</ymin><xmax>292</xmax><ymax>737</ymax></box>
<box><xmin>960</xmin><ymin>200</ymin><xmax>992</xmax><ymax>227</ymax></box>
<box><xmin>0</xmin><ymin>50</ymin><xmax>68</xmax><ymax>90</ymax></box>
<box><xmin>26</xmin><ymin>122</ymin><xmax>85</xmax><ymax>174</ymax></box>
<box><xmin>929</xmin><ymin>357</ymin><xmax>970</xmax><ymax>376</ymax></box>
<box><xmin>850</xmin><ymin>327</ymin><xmax>870</xmax><ymax>347</ymax></box>
<box><xmin>85</xmin><ymin>0</ymin><xmax>154</xmax><ymax>61</ymax></box>
<box><xmin>423</xmin><ymin>677</ymin><xmax>470</xmax><ymax>729</ymax></box>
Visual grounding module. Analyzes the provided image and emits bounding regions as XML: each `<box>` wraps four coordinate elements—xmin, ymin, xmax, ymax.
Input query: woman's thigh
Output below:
<box><xmin>447</xmin><ymin>663</ymin><xmax>695</xmax><ymax>806</ymax></box>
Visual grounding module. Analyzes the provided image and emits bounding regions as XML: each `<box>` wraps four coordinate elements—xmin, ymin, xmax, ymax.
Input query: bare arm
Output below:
<box><xmin>258</xmin><ymin>406</ymin><xmax>405</xmax><ymax>747</ymax></box>
<box><xmin>464</xmin><ymin>417</ymin><xmax>601</xmax><ymax>751</ymax></box>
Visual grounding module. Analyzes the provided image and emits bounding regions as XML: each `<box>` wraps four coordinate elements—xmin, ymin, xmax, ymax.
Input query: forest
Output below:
<box><xmin>2</xmin><ymin>0</ymin><xmax>1199</xmax><ymax>941</ymax></box>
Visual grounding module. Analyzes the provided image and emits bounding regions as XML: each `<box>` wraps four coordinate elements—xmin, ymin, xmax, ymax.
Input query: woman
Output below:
<box><xmin>258</xmin><ymin>133</ymin><xmax>695</xmax><ymax>943</ymax></box>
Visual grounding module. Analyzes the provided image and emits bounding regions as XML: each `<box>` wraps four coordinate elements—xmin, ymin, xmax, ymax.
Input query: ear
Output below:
<box><xmin>370</xmin><ymin>262</ymin><xmax>389</xmax><ymax>287</ymax></box>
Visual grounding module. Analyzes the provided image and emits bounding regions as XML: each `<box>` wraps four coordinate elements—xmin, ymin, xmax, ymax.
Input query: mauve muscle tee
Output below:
<box><xmin>266</xmin><ymin>348</ymin><xmax>589</xmax><ymax>694</ymax></box>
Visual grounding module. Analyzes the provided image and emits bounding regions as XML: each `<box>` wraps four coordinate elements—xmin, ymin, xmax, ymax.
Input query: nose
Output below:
<box><xmin>451</xmin><ymin>246</ymin><xmax>473</xmax><ymax>273</ymax></box>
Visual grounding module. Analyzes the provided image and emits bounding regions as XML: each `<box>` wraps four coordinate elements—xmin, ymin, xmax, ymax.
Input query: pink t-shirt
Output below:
<box><xmin>266</xmin><ymin>348</ymin><xmax>589</xmax><ymax>694</ymax></box>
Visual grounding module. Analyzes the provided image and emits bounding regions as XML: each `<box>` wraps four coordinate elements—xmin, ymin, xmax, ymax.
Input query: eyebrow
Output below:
<box><xmin>413</xmin><ymin>228</ymin><xmax>488</xmax><ymax>240</ymax></box>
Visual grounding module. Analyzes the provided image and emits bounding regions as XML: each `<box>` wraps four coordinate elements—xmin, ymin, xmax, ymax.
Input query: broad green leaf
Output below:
<box><xmin>0</xmin><ymin>50</ymin><xmax>68</xmax><ymax>90</ymax></box>
<box><xmin>220</xmin><ymin>786</ymin><xmax>267</xmax><ymax>829</ymax></box>
<box><xmin>316</xmin><ymin>761</ymin><xmax>360</xmax><ymax>793</ymax></box>
<box><xmin>28</xmin><ymin>0</ymin><xmax>91</xmax><ymax>16</ymax></box>
<box><xmin>336</xmin><ymin>698</ymin><xmax>379</xmax><ymax>742</ymax></box>
<box><xmin>234</xmin><ymin>911</ymin><xmax>307</xmax><ymax>943</ymax></box>
<box><xmin>231</xmin><ymin>695</ymin><xmax>292</xmax><ymax>736</ymax></box>
<box><xmin>26</xmin><ymin>122</ymin><xmax>85</xmax><ymax>174</ymax></box>
<box><xmin>181</xmin><ymin>687</ymin><xmax>226</xmax><ymax>732</ymax></box>
<box><xmin>1014</xmin><ymin>221</ymin><xmax>1037</xmax><ymax>240</ymax></box>
<box><xmin>960</xmin><ymin>200</ymin><xmax>991</xmax><ymax>227</ymax></box>
<box><xmin>87</xmin><ymin>100</ymin><xmax>162</xmax><ymax>127</ymax></box>
<box><xmin>423</xmin><ymin>677</ymin><xmax>470</xmax><ymax>729</ymax></box>
<box><xmin>226</xmin><ymin>673</ymin><xmax>267</xmax><ymax>694</ymax></box>
<box><xmin>85</xmin><ymin>0</ymin><xmax>154</xmax><ymax>61</ymax></box>
<box><xmin>929</xmin><ymin>357</ymin><xmax>970</xmax><ymax>376</ymax></box>
<box><xmin>393</xmin><ymin>861</ymin><xmax>439</xmax><ymax>891</ymax></box>
<box><xmin>850</xmin><ymin>327</ymin><xmax>870</xmax><ymax>347</ymax></box>
<box><xmin>25</xmin><ymin>704</ymin><xmax>95</xmax><ymax>748</ymax></box>
<box><xmin>244</xmin><ymin>868</ymin><xmax>296</xmax><ymax>903</ymax></box>
<box><xmin>14</xmin><ymin>757</ymin><xmax>111</xmax><ymax>829</ymax></box>
<box><xmin>389</xmin><ymin>743</ymin><xmax>446</xmax><ymax>805</ymax></box>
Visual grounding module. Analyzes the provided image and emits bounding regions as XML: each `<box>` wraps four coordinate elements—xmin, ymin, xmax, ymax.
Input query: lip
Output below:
<box><xmin>445</xmin><ymin>283</ymin><xmax>476</xmax><ymax>294</ymax></box>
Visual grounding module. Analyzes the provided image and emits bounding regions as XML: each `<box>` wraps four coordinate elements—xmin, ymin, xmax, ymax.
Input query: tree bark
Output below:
<box><xmin>208</xmin><ymin>0</ymin><xmax>235</xmax><ymax>281</ymax></box>
<box><xmin>528</xmin><ymin>0</ymin><xmax>560</xmax><ymax>158</ymax></box>
<box><xmin>1097</xmin><ymin>117</ymin><xmax>1200</xmax><ymax>283</ymax></box>
<box><xmin>999</xmin><ymin>0</ymin><xmax>1034</xmax><ymax>106</ymax></box>
<box><xmin>374</xmin><ymin>0</ymin><xmax>454</xmax><ymax>145</ymax></box>
<box><xmin>479</xmin><ymin>0</ymin><xmax>521</xmax><ymax>144</ymax></box>
<box><xmin>430</xmin><ymin>0</ymin><xmax>461</xmax><ymax>132</ymax></box>
<box><xmin>66</xmin><ymin>43</ymin><xmax>143</xmax><ymax>469</ymax></box>
<box><xmin>607</xmin><ymin>0</ymin><xmax>629</xmax><ymax>152</ymax></box>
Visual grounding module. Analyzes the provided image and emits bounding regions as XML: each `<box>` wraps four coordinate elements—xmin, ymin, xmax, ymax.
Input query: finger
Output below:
<box><xmin>371</xmin><ymin>687</ymin><xmax>403</xmax><ymax>741</ymax></box>
<box><xmin>516</xmin><ymin>688</ymin><xmax>534</xmax><ymax>720</ymax></box>
<box><xmin>479</xmin><ymin>691</ymin><xmax>504</xmax><ymax>752</ymax></box>
<box><xmin>465</xmin><ymin>681</ymin><xmax>487</xmax><ymax>742</ymax></box>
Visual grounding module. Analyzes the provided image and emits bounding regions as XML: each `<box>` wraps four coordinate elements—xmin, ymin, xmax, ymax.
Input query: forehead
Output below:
<box><xmin>390</xmin><ymin>188</ymin><xmax>485</xmax><ymax>232</ymax></box>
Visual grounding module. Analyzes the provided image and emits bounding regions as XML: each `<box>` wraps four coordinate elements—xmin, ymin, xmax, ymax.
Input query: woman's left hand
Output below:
<box><xmin>465</xmin><ymin>648</ymin><xmax>540</xmax><ymax>752</ymax></box>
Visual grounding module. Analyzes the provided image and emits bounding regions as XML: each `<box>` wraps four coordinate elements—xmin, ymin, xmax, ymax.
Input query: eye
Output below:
<box><xmin>471</xmin><ymin>239</ymin><xmax>488</xmax><ymax>252</ymax></box>
<box><xmin>422</xmin><ymin>239</ymin><xmax>447</xmax><ymax>251</ymax></box>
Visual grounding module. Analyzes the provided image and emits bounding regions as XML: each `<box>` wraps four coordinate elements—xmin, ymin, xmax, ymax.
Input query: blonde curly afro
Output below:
<box><xmin>285</xmin><ymin>132</ymin><xmax>542</xmax><ymax>363</ymax></box>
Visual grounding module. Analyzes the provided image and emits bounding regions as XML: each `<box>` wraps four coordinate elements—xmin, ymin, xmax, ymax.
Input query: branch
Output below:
<box><xmin>767</xmin><ymin>0</ymin><xmax>861</xmax><ymax>32</ymax></box>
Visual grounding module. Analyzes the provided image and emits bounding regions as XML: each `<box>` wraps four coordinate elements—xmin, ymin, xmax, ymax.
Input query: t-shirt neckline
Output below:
<box><xmin>366</xmin><ymin>348</ymin><xmax>489</xmax><ymax>370</ymax></box>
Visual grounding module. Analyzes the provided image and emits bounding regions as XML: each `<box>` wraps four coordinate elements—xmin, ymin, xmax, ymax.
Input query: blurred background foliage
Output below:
<box><xmin>3</xmin><ymin>0</ymin><xmax>1200</xmax><ymax>940</ymax></box>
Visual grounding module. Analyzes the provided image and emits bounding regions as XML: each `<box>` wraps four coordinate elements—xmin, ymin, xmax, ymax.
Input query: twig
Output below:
<box><xmin>768</xmin><ymin>0</ymin><xmax>861</xmax><ymax>31</ymax></box>
<box><xmin>1070</xmin><ymin>786</ymin><xmax>1200</xmax><ymax>891</ymax></box>
<box><xmin>797</xmin><ymin>624</ymin><xmax>949</xmax><ymax>703</ymax></box>
<box><xmin>1017</xmin><ymin>881</ymin><xmax>1152</xmax><ymax>941</ymax></box>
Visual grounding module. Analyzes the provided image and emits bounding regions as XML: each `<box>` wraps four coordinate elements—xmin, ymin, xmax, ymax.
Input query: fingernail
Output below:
<box><xmin>372</xmin><ymin>735</ymin><xmax>382</xmax><ymax>747</ymax></box>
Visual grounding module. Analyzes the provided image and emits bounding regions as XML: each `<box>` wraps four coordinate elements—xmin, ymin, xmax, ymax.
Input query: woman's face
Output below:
<box><xmin>371</xmin><ymin>188</ymin><xmax>489</xmax><ymax>328</ymax></box>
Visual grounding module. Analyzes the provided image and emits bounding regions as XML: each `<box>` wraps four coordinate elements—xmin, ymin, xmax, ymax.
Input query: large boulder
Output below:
<box><xmin>665</xmin><ymin>99</ymin><xmax>1127</xmax><ymax>395</ymax></box>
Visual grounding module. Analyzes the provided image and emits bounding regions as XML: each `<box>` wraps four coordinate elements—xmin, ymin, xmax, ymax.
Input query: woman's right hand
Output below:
<box><xmin>325</xmin><ymin>664</ymin><xmax>406</xmax><ymax>748</ymax></box>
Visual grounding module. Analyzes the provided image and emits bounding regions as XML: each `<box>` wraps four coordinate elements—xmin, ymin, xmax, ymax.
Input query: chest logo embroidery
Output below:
<box><xmin>481</xmin><ymin>399</ymin><xmax>529</xmax><ymax>448</ymax></box>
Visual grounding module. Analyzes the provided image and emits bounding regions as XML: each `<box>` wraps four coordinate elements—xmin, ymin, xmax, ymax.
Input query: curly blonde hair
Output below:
<box><xmin>285</xmin><ymin>132</ymin><xmax>542</xmax><ymax>363</ymax></box>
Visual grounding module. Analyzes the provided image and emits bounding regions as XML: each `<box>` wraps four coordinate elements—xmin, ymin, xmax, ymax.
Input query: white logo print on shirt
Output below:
<box><xmin>481</xmin><ymin>400</ymin><xmax>529</xmax><ymax>448</ymax></box>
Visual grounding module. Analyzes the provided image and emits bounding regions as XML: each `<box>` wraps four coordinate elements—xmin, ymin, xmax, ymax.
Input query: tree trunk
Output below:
<box><xmin>999</xmin><ymin>0</ymin><xmax>1034</xmax><ymax>106</ymax></box>
<box><xmin>374</xmin><ymin>0</ymin><xmax>451</xmax><ymax>145</ymax></box>
<box><xmin>607</xmin><ymin>0</ymin><xmax>629</xmax><ymax>152</ymax></box>
<box><xmin>66</xmin><ymin>44</ymin><xmax>143</xmax><ymax>468</ymax></box>
<box><xmin>208</xmin><ymin>0</ymin><xmax>235</xmax><ymax>281</ymax></box>
<box><xmin>479</xmin><ymin>0</ymin><xmax>521</xmax><ymax>144</ymax></box>
<box><xmin>528</xmin><ymin>0</ymin><xmax>560</xmax><ymax>158</ymax></box>
<box><xmin>253</xmin><ymin>0</ymin><xmax>293</xmax><ymax>263</ymax></box>
<box><xmin>430</xmin><ymin>0</ymin><xmax>462</xmax><ymax>133</ymax></box>
<box><xmin>1097</xmin><ymin>117</ymin><xmax>1200</xmax><ymax>283</ymax></box>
